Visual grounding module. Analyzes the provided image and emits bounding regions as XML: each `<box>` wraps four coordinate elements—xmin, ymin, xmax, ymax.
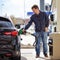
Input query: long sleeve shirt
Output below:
<box><xmin>25</xmin><ymin>11</ymin><xmax>49</xmax><ymax>32</ymax></box>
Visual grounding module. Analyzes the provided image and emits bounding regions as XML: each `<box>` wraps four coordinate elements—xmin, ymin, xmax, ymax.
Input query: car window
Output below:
<box><xmin>0</xmin><ymin>21</ymin><xmax>13</xmax><ymax>28</ymax></box>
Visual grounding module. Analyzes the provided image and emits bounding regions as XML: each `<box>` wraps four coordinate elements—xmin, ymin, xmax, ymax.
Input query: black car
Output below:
<box><xmin>0</xmin><ymin>17</ymin><xmax>21</xmax><ymax>60</ymax></box>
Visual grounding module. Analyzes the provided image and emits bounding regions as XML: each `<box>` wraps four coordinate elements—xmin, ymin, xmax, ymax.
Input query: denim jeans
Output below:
<box><xmin>34</xmin><ymin>31</ymin><xmax>48</xmax><ymax>56</ymax></box>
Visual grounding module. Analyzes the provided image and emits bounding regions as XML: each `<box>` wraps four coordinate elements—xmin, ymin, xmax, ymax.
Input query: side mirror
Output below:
<box><xmin>15</xmin><ymin>24</ymin><xmax>20</xmax><ymax>29</ymax></box>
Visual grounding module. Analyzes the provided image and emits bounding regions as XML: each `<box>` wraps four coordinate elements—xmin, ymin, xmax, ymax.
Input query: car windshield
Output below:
<box><xmin>0</xmin><ymin>21</ymin><xmax>13</xmax><ymax>28</ymax></box>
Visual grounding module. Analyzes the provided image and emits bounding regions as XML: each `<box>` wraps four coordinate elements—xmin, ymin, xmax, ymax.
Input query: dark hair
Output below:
<box><xmin>31</xmin><ymin>5</ymin><xmax>39</xmax><ymax>9</ymax></box>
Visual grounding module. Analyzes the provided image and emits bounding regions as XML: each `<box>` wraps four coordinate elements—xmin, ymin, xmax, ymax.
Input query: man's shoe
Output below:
<box><xmin>36</xmin><ymin>55</ymin><xmax>40</xmax><ymax>58</ymax></box>
<box><xmin>44</xmin><ymin>54</ymin><xmax>48</xmax><ymax>57</ymax></box>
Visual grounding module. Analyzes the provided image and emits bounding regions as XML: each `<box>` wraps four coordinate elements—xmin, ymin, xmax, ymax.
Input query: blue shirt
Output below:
<box><xmin>25</xmin><ymin>11</ymin><xmax>49</xmax><ymax>32</ymax></box>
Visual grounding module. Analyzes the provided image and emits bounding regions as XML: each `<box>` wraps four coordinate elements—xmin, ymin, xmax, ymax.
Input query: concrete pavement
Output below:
<box><xmin>21</xmin><ymin>49</ymin><xmax>51</xmax><ymax>60</ymax></box>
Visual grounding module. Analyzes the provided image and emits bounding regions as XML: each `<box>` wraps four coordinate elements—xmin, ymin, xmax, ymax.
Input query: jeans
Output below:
<box><xmin>34</xmin><ymin>31</ymin><xmax>48</xmax><ymax>56</ymax></box>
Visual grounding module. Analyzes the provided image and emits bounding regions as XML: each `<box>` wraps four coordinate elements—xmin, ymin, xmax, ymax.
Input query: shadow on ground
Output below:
<box><xmin>21</xmin><ymin>56</ymin><xmax>27</xmax><ymax>60</ymax></box>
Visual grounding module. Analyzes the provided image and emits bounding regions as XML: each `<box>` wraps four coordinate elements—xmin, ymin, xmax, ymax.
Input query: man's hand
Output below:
<box><xmin>22</xmin><ymin>29</ymin><xmax>26</xmax><ymax>34</ymax></box>
<box><xmin>45</xmin><ymin>27</ymin><xmax>48</xmax><ymax>32</ymax></box>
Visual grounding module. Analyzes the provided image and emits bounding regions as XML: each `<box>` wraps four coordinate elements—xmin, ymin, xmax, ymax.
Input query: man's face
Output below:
<box><xmin>32</xmin><ymin>8</ymin><xmax>38</xmax><ymax>14</ymax></box>
<box><xmin>32</xmin><ymin>8</ymin><xmax>39</xmax><ymax>14</ymax></box>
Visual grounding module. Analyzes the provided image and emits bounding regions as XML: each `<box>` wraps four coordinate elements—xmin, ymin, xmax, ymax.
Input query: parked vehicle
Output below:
<box><xmin>0</xmin><ymin>16</ymin><xmax>21</xmax><ymax>60</ymax></box>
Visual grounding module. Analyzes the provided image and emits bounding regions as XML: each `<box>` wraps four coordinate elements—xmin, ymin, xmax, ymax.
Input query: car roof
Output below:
<box><xmin>0</xmin><ymin>16</ymin><xmax>11</xmax><ymax>22</ymax></box>
<box><xmin>0</xmin><ymin>16</ymin><xmax>14</xmax><ymax>24</ymax></box>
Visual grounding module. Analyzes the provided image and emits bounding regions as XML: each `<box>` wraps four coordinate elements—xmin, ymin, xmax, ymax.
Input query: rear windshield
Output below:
<box><xmin>0</xmin><ymin>21</ymin><xmax>13</xmax><ymax>28</ymax></box>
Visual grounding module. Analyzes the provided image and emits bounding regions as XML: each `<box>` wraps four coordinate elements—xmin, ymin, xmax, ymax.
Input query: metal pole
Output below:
<box><xmin>24</xmin><ymin>0</ymin><xmax>25</xmax><ymax>19</ymax></box>
<box><xmin>40</xmin><ymin>0</ymin><xmax>44</xmax><ymax>11</ymax></box>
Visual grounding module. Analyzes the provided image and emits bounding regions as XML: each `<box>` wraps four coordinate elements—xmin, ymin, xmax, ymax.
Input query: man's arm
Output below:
<box><xmin>44</xmin><ymin>12</ymin><xmax>49</xmax><ymax>32</ymax></box>
<box><xmin>45</xmin><ymin>12</ymin><xmax>49</xmax><ymax>27</ymax></box>
<box><xmin>24</xmin><ymin>17</ymin><xmax>33</xmax><ymax>30</ymax></box>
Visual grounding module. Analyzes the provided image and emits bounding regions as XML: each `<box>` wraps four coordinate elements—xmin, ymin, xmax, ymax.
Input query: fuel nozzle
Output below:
<box><xmin>18</xmin><ymin>28</ymin><xmax>26</xmax><ymax>35</ymax></box>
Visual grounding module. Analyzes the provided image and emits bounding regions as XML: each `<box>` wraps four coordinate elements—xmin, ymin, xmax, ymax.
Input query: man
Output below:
<box><xmin>23</xmin><ymin>5</ymin><xmax>49</xmax><ymax>58</ymax></box>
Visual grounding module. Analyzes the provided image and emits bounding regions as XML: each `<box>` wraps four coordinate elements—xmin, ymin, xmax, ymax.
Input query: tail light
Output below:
<box><xmin>5</xmin><ymin>53</ymin><xmax>12</xmax><ymax>57</ymax></box>
<box><xmin>11</xmin><ymin>31</ymin><xmax>18</xmax><ymax>36</ymax></box>
<box><xmin>4</xmin><ymin>31</ymin><xmax>18</xmax><ymax>36</ymax></box>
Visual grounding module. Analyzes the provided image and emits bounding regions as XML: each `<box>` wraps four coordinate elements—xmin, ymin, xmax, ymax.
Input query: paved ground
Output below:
<box><xmin>21</xmin><ymin>49</ymin><xmax>51</xmax><ymax>60</ymax></box>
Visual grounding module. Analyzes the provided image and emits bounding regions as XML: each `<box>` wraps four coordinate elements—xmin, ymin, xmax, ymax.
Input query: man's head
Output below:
<box><xmin>31</xmin><ymin>5</ymin><xmax>40</xmax><ymax>14</ymax></box>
